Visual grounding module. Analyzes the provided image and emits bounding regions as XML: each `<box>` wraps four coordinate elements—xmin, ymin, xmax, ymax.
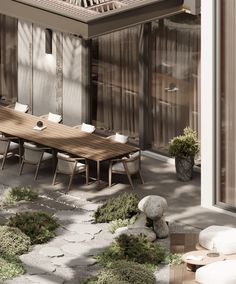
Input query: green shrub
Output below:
<box><xmin>83</xmin><ymin>261</ymin><xmax>155</xmax><ymax>284</ymax></box>
<box><xmin>169</xmin><ymin>127</ymin><xmax>200</xmax><ymax>158</ymax></box>
<box><xmin>7</xmin><ymin>212</ymin><xmax>59</xmax><ymax>244</ymax></box>
<box><xmin>108</xmin><ymin>215</ymin><xmax>137</xmax><ymax>234</ymax></box>
<box><xmin>94</xmin><ymin>193</ymin><xmax>139</xmax><ymax>223</ymax></box>
<box><xmin>0</xmin><ymin>253</ymin><xmax>25</xmax><ymax>281</ymax></box>
<box><xmin>0</xmin><ymin>226</ymin><xmax>31</xmax><ymax>255</ymax></box>
<box><xmin>97</xmin><ymin>234</ymin><xmax>166</xmax><ymax>267</ymax></box>
<box><xmin>2</xmin><ymin>186</ymin><xmax>38</xmax><ymax>205</ymax></box>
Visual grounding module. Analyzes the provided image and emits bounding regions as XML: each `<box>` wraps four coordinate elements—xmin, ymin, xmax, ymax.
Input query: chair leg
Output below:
<box><xmin>19</xmin><ymin>160</ymin><xmax>25</xmax><ymax>176</ymax></box>
<box><xmin>126</xmin><ymin>172</ymin><xmax>134</xmax><ymax>190</ymax></box>
<box><xmin>67</xmin><ymin>174</ymin><xmax>74</xmax><ymax>193</ymax></box>
<box><xmin>1</xmin><ymin>153</ymin><xmax>8</xmax><ymax>170</ymax></box>
<box><xmin>138</xmin><ymin>170</ymin><xmax>144</xmax><ymax>184</ymax></box>
<box><xmin>109</xmin><ymin>161</ymin><xmax>112</xmax><ymax>187</ymax></box>
<box><xmin>52</xmin><ymin>170</ymin><xmax>58</xmax><ymax>185</ymax></box>
<box><xmin>86</xmin><ymin>166</ymin><xmax>89</xmax><ymax>185</ymax></box>
<box><xmin>34</xmin><ymin>162</ymin><xmax>41</xmax><ymax>180</ymax></box>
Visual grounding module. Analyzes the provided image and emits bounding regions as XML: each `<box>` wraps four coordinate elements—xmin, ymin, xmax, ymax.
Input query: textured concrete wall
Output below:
<box><xmin>18</xmin><ymin>20</ymin><xmax>84</xmax><ymax>125</ymax></box>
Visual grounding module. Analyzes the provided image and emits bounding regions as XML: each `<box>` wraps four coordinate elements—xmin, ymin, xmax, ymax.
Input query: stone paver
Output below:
<box><xmin>64</xmin><ymin>233</ymin><xmax>94</xmax><ymax>243</ymax></box>
<box><xmin>39</xmin><ymin>247</ymin><xmax>64</xmax><ymax>258</ymax></box>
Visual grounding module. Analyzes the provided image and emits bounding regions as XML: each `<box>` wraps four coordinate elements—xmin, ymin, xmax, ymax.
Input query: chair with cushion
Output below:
<box><xmin>0</xmin><ymin>134</ymin><xmax>20</xmax><ymax>170</ymax></box>
<box><xmin>73</xmin><ymin>123</ymin><xmax>95</xmax><ymax>133</ymax></box>
<box><xmin>19</xmin><ymin>142</ymin><xmax>53</xmax><ymax>180</ymax></box>
<box><xmin>52</xmin><ymin>152</ymin><xmax>89</xmax><ymax>193</ymax></box>
<box><xmin>7</xmin><ymin>102</ymin><xmax>29</xmax><ymax>113</ymax></box>
<box><xmin>109</xmin><ymin>150</ymin><xmax>144</xmax><ymax>190</ymax></box>
<box><xmin>40</xmin><ymin>112</ymin><xmax>62</xmax><ymax>123</ymax></box>
<box><xmin>107</xmin><ymin>133</ymin><xmax>129</xmax><ymax>144</ymax></box>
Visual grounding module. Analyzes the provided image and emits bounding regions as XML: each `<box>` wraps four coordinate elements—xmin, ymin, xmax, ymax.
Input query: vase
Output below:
<box><xmin>175</xmin><ymin>156</ymin><xmax>194</xmax><ymax>181</ymax></box>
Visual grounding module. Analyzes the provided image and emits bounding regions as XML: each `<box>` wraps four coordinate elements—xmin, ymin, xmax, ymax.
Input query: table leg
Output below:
<box><xmin>97</xmin><ymin>161</ymin><xmax>100</xmax><ymax>184</ymax></box>
<box><xmin>186</xmin><ymin>263</ymin><xmax>197</xmax><ymax>272</ymax></box>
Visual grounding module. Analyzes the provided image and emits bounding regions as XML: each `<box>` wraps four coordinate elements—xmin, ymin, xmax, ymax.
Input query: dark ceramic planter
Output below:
<box><xmin>175</xmin><ymin>156</ymin><xmax>194</xmax><ymax>181</ymax></box>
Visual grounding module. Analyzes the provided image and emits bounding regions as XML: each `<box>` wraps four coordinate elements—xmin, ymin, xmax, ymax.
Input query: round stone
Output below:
<box><xmin>138</xmin><ymin>195</ymin><xmax>168</xmax><ymax>220</ymax></box>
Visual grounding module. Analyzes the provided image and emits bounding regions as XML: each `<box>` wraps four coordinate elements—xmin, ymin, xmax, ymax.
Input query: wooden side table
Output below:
<box><xmin>182</xmin><ymin>250</ymin><xmax>226</xmax><ymax>272</ymax></box>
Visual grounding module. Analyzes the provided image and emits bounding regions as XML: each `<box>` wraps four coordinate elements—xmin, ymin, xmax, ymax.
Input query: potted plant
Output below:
<box><xmin>169</xmin><ymin>127</ymin><xmax>200</xmax><ymax>181</ymax></box>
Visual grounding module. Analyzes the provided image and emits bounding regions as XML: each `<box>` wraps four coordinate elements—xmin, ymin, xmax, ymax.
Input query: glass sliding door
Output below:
<box><xmin>0</xmin><ymin>14</ymin><xmax>18</xmax><ymax>105</ymax></box>
<box><xmin>218</xmin><ymin>0</ymin><xmax>236</xmax><ymax>208</ymax></box>
<box><xmin>151</xmin><ymin>14</ymin><xmax>201</xmax><ymax>154</ymax></box>
<box><xmin>91</xmin><ymin>26</ymin><xmax>141</xmax><ymax>143</ymax></box>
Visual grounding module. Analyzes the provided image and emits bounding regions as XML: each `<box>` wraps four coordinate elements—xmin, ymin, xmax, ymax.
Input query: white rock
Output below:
<box><xmin>138</xmin><ymin>195</ymin><xmax>168</xmax><ymax>220</ymax></box>
<box><xmin>114</xmin><ymin>226</ymin><xmax>156</xmax><ymax>242</ymax></box>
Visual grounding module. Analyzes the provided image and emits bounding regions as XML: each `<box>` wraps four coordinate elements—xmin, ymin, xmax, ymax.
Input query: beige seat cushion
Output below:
<box><xmin>196</xmin><ymin>260</ymin><xmax>236</xmax><ymax>284</ymax></box>
<box><xmin>199</xmin><ymin>225</ymin><xmax>236</xmax><ymax>254</ymax></box>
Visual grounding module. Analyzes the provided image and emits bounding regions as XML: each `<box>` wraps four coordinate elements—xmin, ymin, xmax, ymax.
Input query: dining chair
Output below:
<box><xmin>19</xmin><ymin>142</ymin><xmax>53</xmax><ymax>180</ymax></box>
<box><xmin>109</xmin><ymin>150</ymin><xmax>144</xmax><ymax>190</ymax></box>
<box><xmin>40</xmin><ymin>112</ymin><xmax>62</xmax><ymax>123</ymax></box>
<box><xmin>0</xmin><ymin>135</ymin><xmax>20</xmax><ymax>170</ymax></box>
<box><xmin>106</xmin><ymin>133</ymin><xmax>129</xmax><ymax>144</ymax></box>
<box><xmin>73</xmin><ymin>123</ymin><xmax>95</xmax><ymax>133</ymax></box>
<box><xmin>7</xmin><ymin>102</ymin><xmax>29</xmax><ymax>113</ymax></box>
<box><xmin>52</xmin><ymin>152</ymin><xmax>89</xmax><ymax>193</ymax></box>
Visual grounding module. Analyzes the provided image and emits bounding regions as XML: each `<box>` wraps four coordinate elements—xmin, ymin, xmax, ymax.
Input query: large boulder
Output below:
<box><xmin>153</xmin><ymin>218</ymin><xmax>169</xmax><ymax>238</ymax></box>
<box><xmin>138</xmin><ymin>195</ymin><xmax>168</xmax><ymax>220</ymax></box>
<box><xmin>114</xmin><ymin>226</ymin><xmax>157</xmax><ymax>242</ymax></box>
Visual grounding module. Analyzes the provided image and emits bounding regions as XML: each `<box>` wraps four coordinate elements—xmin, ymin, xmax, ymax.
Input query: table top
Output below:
<box><xmin>182</xmin><ymin>250</ymin><xmax>225</xmax><ymax>266</ymax></box>
<box><xmin>0</xmin><ymin>106</ymin><xmax>139</xmax><ymax>162</ymax></box>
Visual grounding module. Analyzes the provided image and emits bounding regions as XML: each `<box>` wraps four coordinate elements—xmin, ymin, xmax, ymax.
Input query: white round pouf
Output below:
<box><xmin>199</xmin><ymin>226</ymin><xmax>236</xmax><ymax>254</ymax></box>
<box><xmin>195</xmin><ymin>260</ymin><xmax>236</xmax><ymax>284</ymax></box>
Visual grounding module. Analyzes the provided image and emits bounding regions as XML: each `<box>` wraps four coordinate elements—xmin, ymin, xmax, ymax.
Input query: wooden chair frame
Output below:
<box><xmin>19</xmin><ymin>144</ymin><xmax>52</xmax><ymax>180</ymax></box>
<box><xmin>52</xmin><ymin>155</ymin><xmax>89</xmax><ymax>193</ymax></box>
<box><xmin>0</xmin><ymin>135</ymin><xmax>20</xmax><ymax>170</ymax></box>
<box><xmin>109</xmin><ymin>150</ymin><xmax>144</xmax><ymax>190</ymax></box>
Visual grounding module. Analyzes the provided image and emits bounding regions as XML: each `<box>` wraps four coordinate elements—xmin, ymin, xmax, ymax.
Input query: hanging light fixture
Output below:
<box><xmin>45</xmin><ymin>28</ymin><xmax>52</xmax><ymax>54</ymax></box>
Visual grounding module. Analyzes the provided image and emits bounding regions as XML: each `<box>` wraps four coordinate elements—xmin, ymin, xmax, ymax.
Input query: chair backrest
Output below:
<box><xmin>0</xmin><ymin>136</ymin><xmax>10</xmax><ymax>154</ymax></box>
<box><xmin>14</xmin><ymin>102</ymin><xmax>29</xmax><ymax>113</ymax></box>
<box><xmin>81</xmin><ymin>123</ymin><xmax>95</xmax><ymax>133</ymax></box>
<box><xmin>23</xmin><ymin>142</ymin><xmax>44</xmax><ymax>164</ymax></box>
<box><xmin>123</xmin><ymin>151</ymin><xmax>141</xmax><ymax>174</ymax></box>
<box><xmin>109</xmin><ymin>133</ymin><xmax>128</xmax><ymax>144</ymax></box>
<box><xmin>57</xmin><ymin>152</ymin><xmax>77</xmax><ymax>174</ymax></box>
<box><xmin>48</xmin><ymin>112</ymin><xmax>62</xmax><ymax>123</ymax></box>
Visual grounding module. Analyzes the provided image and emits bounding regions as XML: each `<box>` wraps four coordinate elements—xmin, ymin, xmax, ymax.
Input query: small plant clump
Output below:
<box><xmin>97</xmin><ymin>234</ymin><xmax>181</xmax><ymax>267</ymax></box>
<box><xmin>108</xmin><ymin>215</ymin><xmax>137</xmax><ymax>234</ymax></box>
<box><xmin>82</xmin><ymin>260</ymin><xmax>155</xmax><ymax>284</ymax></box>
<box><xmin>0</xmin><ymin>253</ymin><xmax>25</xmax><ymax>281</ymax></box>
<box><xmin>0</xmin><ymin>226</ymin><xmax>31</xmax><ymax>255</ymax></box>
<box><xmin>2</xmin><ymin>186</ymin><xmax>38</xmax><ymax>205</ymax></box>
<box><xmin>7</xmin><ymin>211</ymin><xmax>59</xmax><ymax>244</ymax></box>
<box><xmin>94</xmin><ymin>193</ymin><xmax>139</xmax><ymax>223</ymax></box>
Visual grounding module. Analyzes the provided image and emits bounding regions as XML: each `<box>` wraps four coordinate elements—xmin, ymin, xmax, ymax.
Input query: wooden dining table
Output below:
<box><xmin>0</xmin><ymin>106</ymin><xmax>139</xmax><ymax>182</ymax></box>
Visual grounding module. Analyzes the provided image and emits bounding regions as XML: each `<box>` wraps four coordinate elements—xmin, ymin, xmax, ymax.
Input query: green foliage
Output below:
<box><xmin>0</xmin><ymin>226</ymin><xmax>31</xmax><ymax>255</ymax></box>
<box><xmin>169</xmin><ymin>127</ymin><xmax>200</xmax><ymax>158</ymax></box>
<box><xmin>108</xmin><ymin>215</ymin><xmax>137</xmax><ymax>234</ymax></box>
<box><xmin>2</xmin><ymin>186</ymin><xmax>38</xmax><ymax>205</ymax></box>
<box><xmin>163</xmin><ymin>253</ymin><xmax>182</xmax><ymax>265</ymax></box>
<box><xmin>7</xmin><ymin>211</ymin><xmax>59</xmax><ymax>245</ymax></box>
<box><xmin>97</xmin><ymin>234</ymin><xmax>166</xmax><ymax>267</ymax></box>
<box><xmin>94</xmin><ymin>193</ymin><xmax>139</xmax><ymax>223</ymax></box>
<box><xmin>82</xmin><ymin>261</ymin><xmax>155</xmax><ymax>284</ymax></box>
<box><xmin>0</xmin><ymin>253</ymin><xmax>25</xmax><ymax>281</ymax></box>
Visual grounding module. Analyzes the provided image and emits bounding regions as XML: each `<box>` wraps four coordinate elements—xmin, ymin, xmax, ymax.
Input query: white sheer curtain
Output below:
<box><xmin>0</xmin><ymin>14</ymin><xmax>18</xmax><ymax>104</ymax></box>
<box><xmin>151</xmin><ymin>15</ymin><xmax>201</xmax><ymax>153</ymax></box>
<box><xmin>92</xmin><ymin>26</ymin><xmax>142</xmax><ymax>139</ymax></box>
